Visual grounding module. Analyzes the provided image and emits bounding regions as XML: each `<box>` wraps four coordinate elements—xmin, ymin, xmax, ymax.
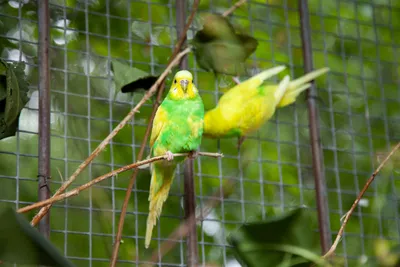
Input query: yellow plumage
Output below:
<box><xmin>203</xmin><ymin>67</ymin><xmax>330</xmax><ymax>145</ymax></box>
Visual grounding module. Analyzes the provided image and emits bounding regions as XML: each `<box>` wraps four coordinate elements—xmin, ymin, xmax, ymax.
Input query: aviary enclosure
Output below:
<box><xmin>0</xmin><ymin>0</ymin><xmax>400</xmax><ymax>266</ymax></box>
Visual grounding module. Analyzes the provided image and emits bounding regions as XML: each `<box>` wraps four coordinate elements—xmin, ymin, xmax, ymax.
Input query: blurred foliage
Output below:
<box><xmin>0</xmin><ymin>59</ymin><xmax>30</xmax><ymax>140</ymax></box>
<box><xmin>0</xmin><ymin>207</ymin><xmax>74</xmax><ymax>267</ymax></box>
<box><xmin>228</xmin><ymin>208</ymin><xmax>325</xmax><ymax>267</ymax></box>
<box><xmin>192</xmin><ymin>13</ymin><xmax>258</xmax><ymax>76</ymax></box>
<box><xmin>0</xmin><ymin>0</ymin><xmax>399</xmax><ymax>266</ymax></box>
<box><xmin>372</xmin><ymin>239</ymin><xmax>400</xmax><ymax>267</ymax></box>
<box><xmin>111</xmin><ymin>59</ymin><xmax>159</xmax><ymax>99</ymax></box>
<box><xmin>120</xmin><ymin>75</ymin><xmax>159</xmax><ymax>94</ymax></box>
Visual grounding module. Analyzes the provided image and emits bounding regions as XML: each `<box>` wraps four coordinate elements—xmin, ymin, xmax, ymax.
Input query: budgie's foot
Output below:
<box><xmin>232</xmin><ymin>76</ymin><xmax>241</xmax><ymax>85</ymax></box>
<box><xmin>188</xmin><ymin>150</ymin><xmax>198</xmax><ymax>159</ymax></box>
<box><xmin>165</xmin><ymin>151</ymin><xmax>174</xmax><ymax>161</ymax></box>
<box><xmin>237</xmin><ymin>136</ymin><xmax>246</xmax><ymax>150</ymax></box>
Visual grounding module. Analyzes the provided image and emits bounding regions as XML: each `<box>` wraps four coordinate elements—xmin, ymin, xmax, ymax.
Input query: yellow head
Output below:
<box><xmin>167</xmin><ymin>70</ymin><xmax>198</xmax><ymax>100</ymax></box>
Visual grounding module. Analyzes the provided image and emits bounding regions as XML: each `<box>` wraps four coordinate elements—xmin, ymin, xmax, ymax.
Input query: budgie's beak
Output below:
<box><xmin>180</xmin><ymin>79</ymin><xmax>189</xmax><ymax>92</ymax></box>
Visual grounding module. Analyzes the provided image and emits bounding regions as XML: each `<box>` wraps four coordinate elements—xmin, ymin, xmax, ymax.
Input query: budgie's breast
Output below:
<box><xmin>154</xmin><ymin>97</ymin><xmax>204</xmax><ymax>156</ymax></box>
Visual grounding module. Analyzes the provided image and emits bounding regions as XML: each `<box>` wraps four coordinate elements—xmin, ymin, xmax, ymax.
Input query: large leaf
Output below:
<box><xmin>194</xmin><ymin>13</ymin><xmax>238</xmax><ymax>43</ymax></box>
<box><xmin>237</xmin><ymin>33</ymin><xmax>259</xmax><ymax>58</ymax></box>
<box><xmin>0</xmin><ymin>59</ymin><xmax>30</xmax><ymax>140</ymax></box>
<box><xmin>228</xmin><ymin>208</ymin><xmax>327</xmax><ymax>267</ymax></box>
<box><xmin>111</xmin><ymin>60</ymin><xmax>159</xmax><ymax>94</ymax></box>
<box><xmin>192</xmin><ymin>13</ymin><xmax>258</xmax><ymax>76</ymax></box>
<box><xmin>121</xmin><ymin>75</ymin><xmax>159</xmax><ymax>93</ymax></box>
<box><xmin>0</xmin><ymin>207</ymin><xmax>75</xmax><ymax>267</ymax></box>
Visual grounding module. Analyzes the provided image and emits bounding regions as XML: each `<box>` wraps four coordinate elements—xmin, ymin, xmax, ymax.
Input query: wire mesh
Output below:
<box><xmin>1</xmin><ymin>0</ymin><xmax>400</xmax><ymax>266</ymax></box>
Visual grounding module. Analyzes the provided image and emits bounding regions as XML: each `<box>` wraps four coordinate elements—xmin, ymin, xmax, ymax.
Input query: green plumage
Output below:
<box><xmin>152</xmin><ymin>98</ymin><xmax>204</xmax><ymax>157</ymax></box>
<box><xmin>145</xmin><ymin>70</ymin><xmax>204</xmax><ymax>248</ymax></box>
<box><xmin>150</xmin><ymin>97</ymin><xmax>204</xmax><ymax>198</ymax></box>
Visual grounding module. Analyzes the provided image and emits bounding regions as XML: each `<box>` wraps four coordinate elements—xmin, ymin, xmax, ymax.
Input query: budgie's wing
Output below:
<box><xmin>150</xmin><ymin>105</ymin><xmax>168</xmax><ymax>148</ymax></box>
<box><xmin>138</xmin><ymin>106</ymin><xmax>168</xmax><ymax>170</ymax></box>
<box><xmin>145</xmin><ymin>109</ymin><xmax>176</xmax><ymax>248</ymax></box>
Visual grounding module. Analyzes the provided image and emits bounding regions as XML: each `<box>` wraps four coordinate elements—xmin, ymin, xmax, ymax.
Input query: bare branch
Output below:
<box><xmin>18</xmin><ymin>152</ymin><xmax>222</xmax><ymax>214</ymax></box>
<box><xmin>323</xmin><ymin>142</ymin><xmax>400</xmax><ymax>259</ymax></box>
<box><xmin>222</xmin><ymin>0</ymin><xmax>247</xmax><ymax>17</ymax></box>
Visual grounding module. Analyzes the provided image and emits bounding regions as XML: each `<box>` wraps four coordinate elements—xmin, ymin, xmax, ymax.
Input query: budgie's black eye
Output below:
<box><xmin>174</xmin><ymin>79</ymin><xmax>177</xmax><ymax>84</ymax></box>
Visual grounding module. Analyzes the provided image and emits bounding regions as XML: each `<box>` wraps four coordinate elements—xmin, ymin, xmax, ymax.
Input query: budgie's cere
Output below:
<box><xmin>203</xmin><ymin>67</ymin><xmax>330</xmax><ymax>146</ymax></box>
<box><xmin>145</xmin><ymin>70</ymin><xmax>204</xmax><ymax>248</ymax></box>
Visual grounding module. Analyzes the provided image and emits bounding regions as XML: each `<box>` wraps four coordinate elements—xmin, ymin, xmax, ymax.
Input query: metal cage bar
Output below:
<box><xmin>298</xmin><ymin>0</ymin><xmax>332</xmax><ymax>253</ymax></box>
<box><xmin>37</xmin><ymin>0</ymin><xmax>51</xmax><ymax>239</ymax></box>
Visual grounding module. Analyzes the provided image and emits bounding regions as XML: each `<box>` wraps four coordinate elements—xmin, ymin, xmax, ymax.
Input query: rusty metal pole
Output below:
<box><xmin>298</xmin><ymin>0</ymin><xmax>332</xmax><ymax>253</ymax></box>
<box><xmin>37</xmin><ymin>0</ymin><xmax>51</xmax><ymax>239</ymax></box>
<box><xmin>176</xmin><ymin>0</ymin><xmax>198</xmax><ymax>265</ymax></box>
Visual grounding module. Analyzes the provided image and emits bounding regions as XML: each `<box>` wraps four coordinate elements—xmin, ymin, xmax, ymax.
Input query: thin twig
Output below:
<box><xmin>323</xmin><ymin>142</ymin><xmax>400</xmax><ymax>259</ymax></box>
<box><xmin>147</xmin><ymin>179</ymin><xmax>236</xmax><ymax>263</ymax></box>
<box><xmin>17</xmin><ymin>152</ymin><xmax>222</xmax><ymax>214</ymax></box>
<box><xmin>109</xmin><ymin>1</ymin><xmax>201</xmax><ymax>265</ymax></box>
<box><xmin>29</xmin><ymin>47</ymin><xmax>191</xmax><ymax>227</ymax></box>
<box><xmin>222</xmin><ymin>0</ymin><xmax>247</xmax><ymax>17</ymax></box>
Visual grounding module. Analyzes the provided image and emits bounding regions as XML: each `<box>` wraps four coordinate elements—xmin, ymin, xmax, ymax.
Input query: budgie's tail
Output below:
<box><xmin>145</xmin><ymin>163</ymin><xmax>176</xmax><ymax>248</ymax></box>
<box><xmin>273</xmin><ymin>75</ymin><xmax>291</xmax><ymax>106</ymax></box>
<box><xmin>277</xmin><ymin>67</ymin><xmax>330</xmax><ymax>108</ymax></box>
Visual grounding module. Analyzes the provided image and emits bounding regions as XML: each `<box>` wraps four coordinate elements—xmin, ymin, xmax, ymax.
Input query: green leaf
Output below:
<box><xmin>111</xmin><ymin>60</ymin><xmax>151</xmax><ymax>93</ymax></box>
<box><xmin>0</xmin><ymin>63</ymin><xmax>7</xmax><ymax>101</ymax></box>
<box><xmin>192</xmin><ymin>13</ymin><xmax>258</xmax><ymax>76</ymax></box>
<box><xmin>121</xmin><ymin>75</ymin><xmax>159</xmax><ymax>93</ymax></box>
<box><xmin>0</xmin><ymin>59</ymin><xmax>30</xmax><ymax>140</ymax></box>
<box><xmin>237</xmin><ymin>33</ymin><xmax>259</xmax><ymax>59</ymax></box>
<box><xmin>0</xmin><ymin>207</ymin><xmax>75</xmax><ymax>267</ymax></box>
<box><xmin>228</xmin><ymin>208</ymin><xmax>326</xmax><ymax>267</ymax></box>
<box><xmin>194</xmin><ymin>14</ymin><xmax>238</xmax><ymax>43</ymax></box>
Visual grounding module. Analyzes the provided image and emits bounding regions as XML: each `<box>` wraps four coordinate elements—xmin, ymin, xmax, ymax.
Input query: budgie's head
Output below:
<box><xmin>167</xmin><ymin>70</ymin><xmax>198</xmax><ymax>100</ymax></box>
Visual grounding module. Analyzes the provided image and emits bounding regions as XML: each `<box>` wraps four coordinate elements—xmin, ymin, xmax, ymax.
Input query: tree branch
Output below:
<box><xmin>323</xmin><ymin>142</ymin><xmax>400</xmax><ymax>259</ymax></box>
<box><xmin>17</xmin><ymin>152</ymin><xmax>222</xmax><ymax>214</ymax></box>
<box><xmin>222</xmin><ymin>0</ymin><xmax>247</xmax><ymax>17</ymax></box>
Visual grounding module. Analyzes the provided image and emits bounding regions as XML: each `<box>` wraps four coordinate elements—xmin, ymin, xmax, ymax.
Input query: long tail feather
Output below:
<box><xmin>145</xmin><ymin>164</ymin><xmax>176</xmax><ymax>248</ymax></box>
<box><xmin>278</xmin><ymin>67</ymin><xmax>329</xmax><ymax>108</ymax></box>
<box><xmin>273</xmin><ymin>75</ymin><xmax>290</xmax><ymax>105</ymax></box>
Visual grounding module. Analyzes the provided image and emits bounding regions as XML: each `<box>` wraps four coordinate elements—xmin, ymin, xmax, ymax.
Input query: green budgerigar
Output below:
<box><xmin>145</xmin><ymin>70</ymin><xmax>204</xmax><ymax>248</ymax></box>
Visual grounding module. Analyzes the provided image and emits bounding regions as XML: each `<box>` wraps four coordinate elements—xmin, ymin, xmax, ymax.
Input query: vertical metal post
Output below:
<box><xmin>298</xmin><ymin>0</ymin><xmax>331</xmax><ymax>253</ymax></box>
<box><xmin>176</xmin><ymin>0</ymin><xmax>198</xmax><ymax>265</ymax></box>
<box><xmin>37</xmin><ymin>0</ymin><xmax>51</xmax><ymax>239</ymax></box>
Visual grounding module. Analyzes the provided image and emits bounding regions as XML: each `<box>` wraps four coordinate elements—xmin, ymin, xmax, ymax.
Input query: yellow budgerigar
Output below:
<box><xmin>203</xmin><ymin>66</ymin><xmax>330</xmax><ymax>147</ymax></box>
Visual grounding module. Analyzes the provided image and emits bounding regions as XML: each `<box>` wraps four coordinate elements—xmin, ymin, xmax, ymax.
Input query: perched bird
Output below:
<box><xmin>145</xmin><ymin>70</ymin><xmax>204</xmax><ymax>248</ymax></box>
<box><xmin>203</xmin><ymin>67</ymin><xmax>330</xmax><ymax>148</ymax></box>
